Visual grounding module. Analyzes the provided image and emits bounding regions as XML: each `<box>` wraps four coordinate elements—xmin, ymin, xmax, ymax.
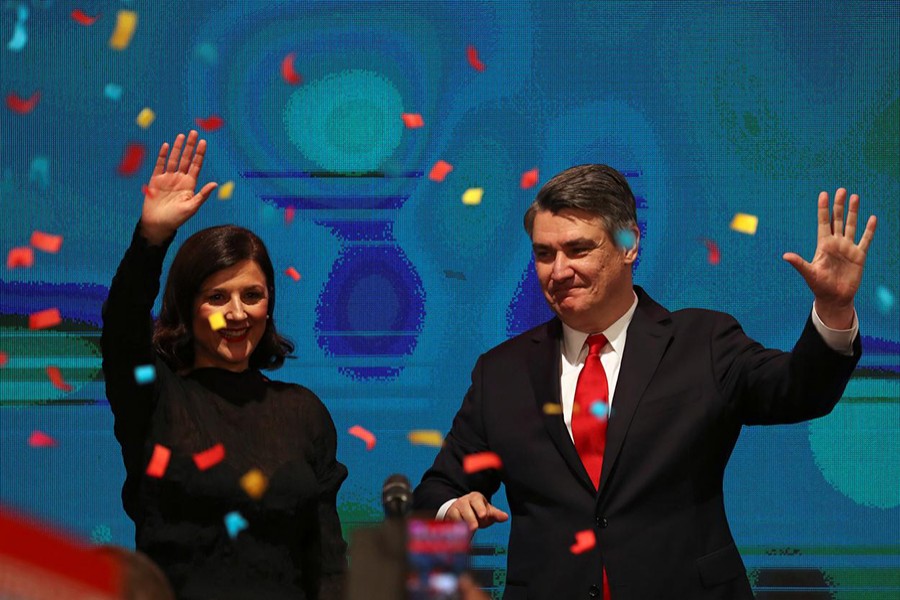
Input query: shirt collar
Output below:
<box><xmin>561</xmin><ymin>291</ymin><xmax>639</xmax><ymax>362</ymax></box>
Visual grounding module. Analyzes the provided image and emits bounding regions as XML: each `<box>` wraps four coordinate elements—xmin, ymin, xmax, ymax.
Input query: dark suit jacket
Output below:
<box><xmin>412</xmin><ymin>287</ymin><xmax>860</xmax><ymax>600</ymax></box>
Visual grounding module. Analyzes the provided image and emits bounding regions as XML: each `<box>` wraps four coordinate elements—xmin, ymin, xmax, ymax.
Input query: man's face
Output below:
<box><xmin>531</xmin><ymin>209</ymin><xmax>638</xmax><ymax>332</ymax></box>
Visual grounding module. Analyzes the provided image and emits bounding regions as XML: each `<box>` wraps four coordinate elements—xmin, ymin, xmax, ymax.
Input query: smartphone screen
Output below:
<box><xmin>406</xmin><ymin>518</ymin><xmax>470</xmax><ymax>600</ymax></box>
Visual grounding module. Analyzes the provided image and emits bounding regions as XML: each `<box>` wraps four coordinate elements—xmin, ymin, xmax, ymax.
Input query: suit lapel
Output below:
<box><xmin>598</xmin><ymin>287</ymin><xmax>673</xmax><ymax>497</ymax></box>
<box><xmin>528</xmin><ymin>319</ymin><xmax>597</xmax><ymax>495</ymax></box>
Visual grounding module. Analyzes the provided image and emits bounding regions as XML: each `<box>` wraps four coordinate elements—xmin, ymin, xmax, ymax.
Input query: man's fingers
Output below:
<box><xmin>832</xmin><ymin>188</ymin><xmax>846</xmax><ymax>237</ymax></box>
<box><xmin>178</xmin><ymin>130</ymin><xmax>198</xmax><ymax>173</ymax></box>
<box><xmin>166</xmin><ymin>134</ymin><xmax>185</xmax><ymax>172</ymax></box>
<box><xmin>817</xmin><ymin>191</ymin><xmax>831</xmax><ymax>239</ymax></box>
<box><xmin>152</xmin><ymin>143</ymin><xmax>168</xmax><ymax>177</ymax></box>
<box><xmin>858</xmin><ymin>215</ymin><xmax>877</xmax><ymax>254</ymax></box>
<box><xmin>488</xmin><ymin>506</ymin><xmax>509</xmax><ymax>522</ymax></box>
<box><xmin>196</xmin><ymin>182</ymin><xmax>219</xmax><ymax>203</ymax></box>
<box><xmin>782</xmin><ymin>252</ymin><xmax>810</xmax><ymax>279</ymax></box>
<box><xmin>844</xmin><ymin>194</ymin><xmax>860</xmax><ymax>240</ymax></box>
<box><xmin>188</xmin><ymin>139</ymin><xmax>208</xmax><ymax>180</ymax></box>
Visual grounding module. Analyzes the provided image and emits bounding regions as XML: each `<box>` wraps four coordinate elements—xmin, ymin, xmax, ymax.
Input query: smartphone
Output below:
<box><xmin>406</xmin><ymin>518</ymin><xmax>470</xmax><ymax>600</ymax></box>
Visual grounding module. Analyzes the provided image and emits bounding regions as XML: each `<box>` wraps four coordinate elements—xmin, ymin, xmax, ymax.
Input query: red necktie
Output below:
<box><xmin>572</xmin><ymin>334</ymin><xmax>609</xmax><ymax>490</ymax></box>
<box><xmin>572</xmin><ymin>334</ymin><xmax>613</xmax><ymax>599</ymax></box>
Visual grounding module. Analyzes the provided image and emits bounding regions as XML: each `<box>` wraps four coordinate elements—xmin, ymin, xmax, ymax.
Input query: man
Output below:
<box><xmin>412</xmin><ymin>165</ymin><xmax>877</xmax><ymax>599</ymax></box>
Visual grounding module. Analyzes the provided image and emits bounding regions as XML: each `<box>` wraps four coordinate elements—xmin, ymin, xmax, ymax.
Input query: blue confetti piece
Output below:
<box><xmin>133</xmin><ymin>364</ymin><xmax>156</xmax><ymax>385</ymax></box>
<box><xmin>194</xmin><ymin>42</ymin><xmax>218</xmax><ymax>65</ymax></box>
<box><xmin>875</xmin><ymin>286</ymin><xmax>895</xmax><ymax>314</ymax></box>
<box><xmin>614</xmin><ymin>229</ymin><xmax>636</xmax><ymax>250</ymax></box>
<box><xmin>589</xmin><ymin>401</ymin><xmax>609</xmax><ymax>420</ymax></box>
<box><xmin>28</xmin><ymin>156</ymin><xmax>49</xmax><ymax>189</ymax></box>
<box><xmin>224</xmin><ymin>511</ymin><xmax>248</xmax><ymax>539</ymax></box>
<box><xmin>7</xmin><ymin>22</ymin><xmax>27</xmax><ymax>52</ymax></box>
<box><xmin>17</xmin><ymin>3</ymin><xmax>29</xmax><ymax>22</ymax></box>
<box><xmin>104</xmin><ymin>83</ymin><xmax>124</xmax><ymax>101</ymax></box>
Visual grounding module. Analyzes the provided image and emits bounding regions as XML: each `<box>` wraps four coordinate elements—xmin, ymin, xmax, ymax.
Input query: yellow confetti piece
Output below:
<box><xmin>542</xmin><ymin>403</ymin><xmax>562</xmax><ymax>415</ymax></box>
<box><xmin>240</xmin><ymin>468</ymin><xmax>269</xmax><ymax>500</ymax></box>
<box><xmin>730</xmin><ymin>213</ymin><xmax>758</xmax><ymax>235</ymax></box>
<box><xmin>135</xmin><ymin>107</ymin><xmax>155</xmax><ymax>129</ymax></box>
<box><xmin>109</xmin><ymin>10</ymin><xmax>138</xmax><ymax>50</ymax></box>
<box><xmin>407</xmin><ymin>430</ymin><xmax>444</xmax><ymax>447</ymax></box>
<box><xmin>208</xmin><ymin>312</ymin><xmax>226</xmax><ymax>331</ymax></box>
<box><xmin>462</xmin><ymin>187</ymin><xmax>483</xmax><ymax>206</ymax></box>
<box><xmin>218</xmin><ymin>180</ymin><xmax>235</xmax><ymax>200</ymax></box>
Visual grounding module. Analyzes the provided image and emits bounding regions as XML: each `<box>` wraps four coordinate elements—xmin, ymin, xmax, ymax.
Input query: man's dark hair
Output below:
<box><xmin>523</xmin><ymin>164</ymin><xmax>638</xmax><ymax>238</ymax></box>
<box><xmin>153</xmin><ymin>224</ymin><xmax>294</xmax><ymax>371</ymax></box>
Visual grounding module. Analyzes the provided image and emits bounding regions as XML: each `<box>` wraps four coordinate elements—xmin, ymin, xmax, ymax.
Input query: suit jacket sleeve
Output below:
<box><xmin>412</xmin><ymin>355</ymin><xmax>503</xmax><ymax>513</ymax></box>
<box><xmin>713</xmin><ymin>312</ymin><xmax>861</xmax><ymax>425</ymax></box>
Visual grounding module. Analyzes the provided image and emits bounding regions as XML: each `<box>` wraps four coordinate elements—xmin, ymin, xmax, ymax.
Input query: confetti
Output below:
<box><xmin>239</xmin><ymin>468</ymin><xmax>269</xmax><ymax>500</ymax></box>
<box><xmin>29</xmin><ymin>431</ymin><xmax>58</xmax><ymax>448</ymax></box>
<box><xmin>30</xmin><ymin>231</ymin><xmax>62</xmax><ymax>254</ymax></box>
<box><xmin>6</xmin><ymin>92</ymin><xmax>40</xmax><ymax>114</ymax></box>
<box><xmin>133</xmin><ymin>364</ymin><xmax>156</xmax><ymax>385</ymax></box>
<box><xmin>208</xmin><ymin>312</ymin><xmax>226</xmax><ymax>331</ymax></box>
<box><xmin>46</xmin><ymin>366</ymin><xmax>73</xmax><ymax>392</ymax></box>
<box><xmin>108</xmin><ymin>10</ymin><xmax>137</xmax><ymax>50</ymax></box>
<box><xmin>224</xmin><ymin>511</ymin><xmax>248</xmax><ymax>539</ymax></box>
<box><xmin>348</xmin><ymin>425</ymin><xmax>376</xmax><ymax>450</ymax></box>
<box><xmin>407</xmin><ymin>430</ymin><xmax>444</xmax><ymax>447</ymax></box>
<box><xmin>520</xmin><ymin>169</ymin><xmax>539</xmax><ymax>189</ymax></box>
<box><xmin>701</xmin><ymin>239</ymin><xmax>721</xmax><ymax>265</ymax></box>
<box><xmin>875</xmin><ymin>285</ymin><xmax>895</xmax><ymax>314</ymax></box>
<box><xmin>217</xmin><ymin>180</ymin><xmax>234</xmax><ymax>200</ymax></box>
<box><xmin>196</xmin><ymin>115</ymin><xmax>224</xmax><ymax>131</ymax></box>
<box><xmin>542</xmin><ymin>403</ymin><xmax>562</xmax><ymax>415</ymax></box>
<box><xmin>462</xmin><ymin>188</ymin><xmax>483</xmax><ymax>206</ymax></box>
<box><xmin>29</xmin><ymin>308</ymin><xmax>62</xmax><ymax>330</ymax></box>
<box><xmin>730</xmin><ymin>213</ymin><xmax>758</xmax><ymax>235</ymax></box>
<box><xmin>569</xmin><ymin>529</ymin><xmax>596</xmax><ymax>555</ymax></box>
<box><xmin>614</xmin><ymin>229</ymin><xmax>636</xmax><ymax>250</ymax></box>
<box><xmin>28</xmin><ymin>156</ymin><xmax>49</xmax><ymax>189</ymax></box>
<box><xmin>589</xmin><ymin>400</ymin><xmax>609</xmax><ymax>420</ymax></box>
<box><xmin>142</xmin><ymin>185</ymin><xmax>155</xmax><ymax>198</ymax></box>
<box><xmin>285</xmin><ymin>267</ymin><xmax>301</xmax><ymax>281</ymax></box>
<box><xmin>6</xmin><ymin>6</ymin><xmax>27</xmax><ymax>53</ymax></box>
<box><xmin>194</xmin><ymin>42</ymin><xmax>218</xmax><ymax>65</ymax></box>
<box><xmin>71</xmin><ymin>9</ymin><xmax>99</xmax><ymax>25</ymax></box>
<box><xmin>0</xmin><ymin>351</ymin><xmax>7</xmax><ymax>367</ymax></box>
<box><xmin>104</xmin><ymin>83</ymin><xmax>123</xmax><ymax>101</ymax></box>
<box><xmin>463</xmin><ymin>451</ymin><xmax>502</xmax><ymax>474</ymax></box>
<box><xmin>145</xmin><ymin>444</ymin><xmax>171</xmax><ymax>478</ymax></box>
<box><xmin>444</xmin><ymin>270</ymin><xmax>466</xmax><ymax>281</ymax></box>
<box><xmin>466</xmin><ymin>45</ymin><xmax>485</xmax><ymax>72</ymax></box>
<box><xmin>135</xmin><ymin>107</ymin><xmax>155</xmax><ymax>129</ymax></box>
<box><xmin>6</xmin><ymin>247</ymin><xmax>33</xmax><ymax>269</ymax></box>
<box><xmin>428</xmin><ymin>160</ymin><xmax>453</xmax><ymax>182</ymax></box>
<box><xmin>280</xmin><ymin>52</ymin><xmax>302</xmax><ymax>85</ymax></box>
<box><xmin>401</xmin><ymin>113</ymin><xmax>424</xmax><ymax>128</ymax></box>
<box><xmin>193</xmin><ymin>443</ymin><xmax>226</xmax><ymax>470</ymax></box>
<box><xmin>117</xmin><ymin>142</ymin><xmax>146</xmax><ymax>176</ymax></box>
<box><xmin>284</xmin><ymin>207</ymin><xmax>295</xmax><ymax>224</ymax></box>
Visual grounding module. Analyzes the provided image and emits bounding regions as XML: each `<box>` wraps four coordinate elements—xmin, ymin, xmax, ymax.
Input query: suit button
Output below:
<box><xmin>596</xmin><ymin>516</ymin><xmax>608</xmax><ymax>528</ymax></box>
<box><xmin>589</xmin><ymin>584</ymin><xmax>601</xmax><ymax>598</ymax></box>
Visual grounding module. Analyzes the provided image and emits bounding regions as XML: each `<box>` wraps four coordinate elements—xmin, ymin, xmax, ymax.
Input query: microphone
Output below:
<box><xmin>381</xmin><ymin>474</ymin><xmax>412</xmax><ymax>518</ymax></box>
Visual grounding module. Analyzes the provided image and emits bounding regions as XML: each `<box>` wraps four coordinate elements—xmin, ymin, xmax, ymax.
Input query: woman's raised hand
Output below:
<box><xmin>140</xmin><ymin>130</ymin><xmax>218</xmax><ymax>245</ymax></box>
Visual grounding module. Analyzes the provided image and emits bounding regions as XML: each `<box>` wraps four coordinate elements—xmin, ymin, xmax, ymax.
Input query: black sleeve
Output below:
<box><xmin>713</xmin><ymin>313</ymin><xmax>862</xmax><ymax>425</ymax></box>
<box><xmin>101</xmin><ymin>224</ymin><xmax>174</xmax><ymax>470</ymax></box>
<box><xmin>412</xmin><ymin>355</ymin><xmax>502</xmax><ymax>513</ymax></box>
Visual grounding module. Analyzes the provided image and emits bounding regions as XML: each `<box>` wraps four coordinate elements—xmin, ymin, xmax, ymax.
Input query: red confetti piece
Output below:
<box><xmin>6</xmin><ymin>92</ymin><xmax>41</xmax><ymax>114</ymax></box>
<box><xmin>401</xmin><ymin>113</ymin><xmax>424</xmax><ymax>128</ymax></box>
<box><xmin>702</xmin><ymin>239</ymin><xmax>721</xmax><ymax>265</ymax></box>
<box><xmin>195</xmin><ymin>115</ymin><xmax>224</xmax><ymax>131</ymax></box>
<box><xmin>348</xmin><ymin>425</ymin><xmax>376</xmax><ymax>450</ymax></box>
<box><xmin>520</xmin><ymin>168</ymin><xmax>539</xmax><ymax>189</ymax></box>
<box><xmin>0</xmin><ymin>351</ymin><xmax>8</xmax><ymax>367</ymax></box>
<box><xmin>281</xmin><ymin>52</ymin><xmax>302</xmax><ymax>85</ymax></box>
<box><xmin>70</xmin><ymin>9</ymin><xmax>99</xmax><ymax>25</ymax></box>
<box><xmin>284</xmin><ymin>206</ymin><xmax>295</xmax><ymax>224</ymax></box>
<box><xmin>142</xmin><ymin>185</ymin><xmax>156</xmax><ymax>198</ymax></box>
<box><xmin>30</xmin><ymin>231</ymin><xmax>62</xmax><ymax>254</ymax></box>
<box><xmin>117</xmin><ymin>142</ymin><xmax>146</xmax><ymax>176</ymax></box>
<box><xmin>463</xmin><ymin>451</ymin><xmax>502</xmax><ymax>474</ymax></box>
<box><xmin>6</xmin><ymin>247</ymin><xmax>34</xmax><ymax>269</ymax></box>
<box><xmin>569</xmin><ymin>529</ymin><xmax>596</xmax><ymax>555</ymax></box>
<box><xmin>146</xmin><ymin>444</ymin><xmax>171</xmax><ymax>478</ymax></box>
<box><xmin>466</xmin><ymin>45</ymin><xmax>485</xmax><ymax>72</ymax></box>
<box><xmin>46</xmin><ymin>365</ymin><xmax>73</xmax><ymax>392</ymax></box>
<box><xmin>193</xmin><ymin>443</ymin><xmax>226</xmax><ymax>470</ymax></box>
<box><xmin>29</xmin><ymin>430</ymin><xmax>58</xmax><ymax>448</ymax></box>
<box><xmin>429</xmin><ymin>160</ymin><xmax>453</xmax><ymax>182</ymax></box>
<box><xmin>285</xmin><ymin>266</ymin><xmax>301</xmax><ymax>281</ymax></box>
<box><xmin>29</xmin><ymin>308</ymin><xmax>62</xmax><ymax>330</ymax></box>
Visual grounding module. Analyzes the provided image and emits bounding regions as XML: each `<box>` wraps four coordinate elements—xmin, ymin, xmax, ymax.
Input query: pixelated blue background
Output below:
<box><xmin>1</xmin><ymin>1</ymin><xmax>898</xmax><ymax>596</ymax></box>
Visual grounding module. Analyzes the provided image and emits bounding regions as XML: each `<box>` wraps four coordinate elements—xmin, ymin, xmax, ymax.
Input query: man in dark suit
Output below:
<box><xmin>412</xmin><ymin>165</ymin><xmax>877</xmax><ymax>599</ymax></box>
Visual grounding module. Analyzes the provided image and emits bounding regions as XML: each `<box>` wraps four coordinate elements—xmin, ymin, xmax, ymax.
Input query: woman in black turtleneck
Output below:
<box><xmin>101</xmin><ymin>130</ymin><xmax>347</xmax><ymax>600</ymax></box>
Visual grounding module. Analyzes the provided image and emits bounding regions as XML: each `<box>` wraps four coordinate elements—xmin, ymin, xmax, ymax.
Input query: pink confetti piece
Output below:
<box><xmin>46</xmin><ymin>366</ymin><xmax>73</xmax><ymax>392</ymax></box>
<box><xmin>6</xmin><ymin>92</ymin><xmax>40</xmax><ymax>114</ymax></box>
<box><xmin>285</xmin><ymin>266</ymin><xmax>301</xmax><ymax>281</ymax></box>
<box><xmin>520</xmin><ymin>169</ymin><xmax>539</xmax><ymax>189</ymax></box>
<box><xmin>29</xmin><ymin>308</ymin><xmax>62</xmax><ymax>330</ymax></box>
<box><xmin>702</xmin><ymin>239</ymin><xmax>720</xmax><ymax>265</ymax></box>
<box><xmin>117</xmin><ymin>142</ymin><xmax>146</xmax><ymax>176</ymax></box>
<box><xmin>29</xmin><ymin>430</ymin><xmax>58</xmax><ymax>448</ymax></box>
<box><xmin>6</xmin><ymin>247</ymin><xmax>34</xmax><ymax>269</ymax></box>
<box><xmin>463</xmin><ymin>451</ymin><xmax>502</xmax><ymax>474</ymax></box>
<box><xmin>30</xmin><ymin>231</ymin><xmax>62</xmax><ymax>254</ymax></box>
<box><xmin>569</xmin><ymin>529</ymin><xmax>596</xmax><ymax>555</ymax></box>
<box><xmin>145</xmin><ymin>444</ymin><xmax>171</xmax><ymax>478</ymax></box>
<box><xmin>195</xmin><ymin>115</ymin><xmax>224</xmax><ymax>131</ymax></box>
<box><xmin>284</xmin><ymin>207</ymin><xmax>295</xmax><ymax>224</ymax></box>
<box><xmin>193</xmin><ymin>443</ymin><xmax>226</xmax><ymax>470</ymax></box>
<box><xmin>429</xmin><ymin>160</ymin><xmax>453</xmax><ymax>182</ymax></box>
<box><xmin>348</xmin><ymin>425</ymin><xmax>376</xmax><ymax>450</ymax></box>
<box><xmin>401</xmin><ymin>113</ymin><xmax>424</xmax><ymax>128</ymax></box>
<box><xmin>0</xmin><ymin>351</ymin><xmax>7</xmax><ymax>367</ymax></box>
<box><xmin>281</xmin><ymin>52</ymin><xmax>302</xmax><ymax>85</ymax></box>
<box><xmin>71</xmin><ymin>9</ymin><xmax>99</xmax><ymax>25</ymax></box>
<box><xmin>466</xmin><ymin>45</ymin><xmax>485</xmax><ymax>72</ymax></box>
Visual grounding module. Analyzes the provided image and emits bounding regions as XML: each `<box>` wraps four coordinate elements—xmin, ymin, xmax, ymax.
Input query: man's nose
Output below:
<box><xmin>551</xmin><ymin>252</ymin><xmax>573</xmax><ymax>280</ymax></box>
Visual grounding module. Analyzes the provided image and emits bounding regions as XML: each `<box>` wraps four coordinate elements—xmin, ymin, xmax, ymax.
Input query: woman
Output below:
<box><xmin>101</xmin><ymin>131</ymin><xmax>347</xmax><ymax>599</ymax></box>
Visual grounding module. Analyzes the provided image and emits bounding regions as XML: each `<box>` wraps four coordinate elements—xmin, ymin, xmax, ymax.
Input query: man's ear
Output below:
<box><xmin>622</xmin><ymin>226</ymin><xmax>640</xmax><ymax>264</ymax></box>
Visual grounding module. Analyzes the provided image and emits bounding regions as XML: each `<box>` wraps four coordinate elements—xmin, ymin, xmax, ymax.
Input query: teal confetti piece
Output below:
<box><xmin>224</xmin><ymin>511</ymin><xmax>247</xmax><ymax>539</ymax></box>
<box><xmin>133</xmin><ymin>364</ymin><xmax>156</xmax><ymax>385</ymax></box>
<box><xmin>104</xmin><ymin>83</ymin><xmax>124</xmax><ymax>101</ymax></box>
<box><xmin>614</xmin><ymin>229</ymin><xmax>636</xmax><ymax>250</ymax></box>
<box><xmin>875</xmin><ymin>285</ymin><xmax>895</xmax><ymax>314</ymax></box>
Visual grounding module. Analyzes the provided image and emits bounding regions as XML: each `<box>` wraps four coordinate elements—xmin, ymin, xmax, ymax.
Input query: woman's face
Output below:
<box><xmin>191</xmin><ymin>260</ymin><xmax>269</xmax><ymax>372</ymax></box>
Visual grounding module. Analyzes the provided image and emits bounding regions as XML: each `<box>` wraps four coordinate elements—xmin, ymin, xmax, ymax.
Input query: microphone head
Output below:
<box><xmin>382</xmin><ymin>474</ymin><xmax>412</xmax><ymax>518</ymax></box>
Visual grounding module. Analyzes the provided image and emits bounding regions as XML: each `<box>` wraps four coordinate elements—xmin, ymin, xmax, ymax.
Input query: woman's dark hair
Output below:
<box><xmin>153</xmin><ymin>225</ymin><xmax>294</xmax><ymax>371</ymax></box>
<box><xmin>523</xmin><ymin>164</ymin><xmax>638</xmax><ymax>238</ymax></box>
